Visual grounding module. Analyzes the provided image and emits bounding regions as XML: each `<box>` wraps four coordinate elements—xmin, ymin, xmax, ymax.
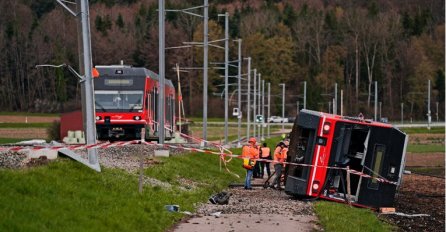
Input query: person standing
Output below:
<box><xmin>271</xmin><ymin>142</ymin><xmax>286</xmax><ymax>189</ymax></box>
<box><xmin>260</xmin><ymin>143</ymin><xmax>271</xmax><ymax>178</ymax></box>
<box><xmin>241</xmin><ymin>137</ymin><xmax>259</xmax><ymax>190</ymax></box>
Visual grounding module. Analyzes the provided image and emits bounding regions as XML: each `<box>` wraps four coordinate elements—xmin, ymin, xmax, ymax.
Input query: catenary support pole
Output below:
<box><xmin>267</xmin><ymin>82</ymin><xmax>270</xmax><ymax>138</ymax></box>
<box><xmin>261</xmin><ymin>79</ymin><xmax>265</xmax><ymax>141</ymax></box>
<box><xmin>202</xmin><ymin>0</ymin><xmax>209</xmax><ymax>144</ymax></box>
<box><xmin>258</xmin><ymin>73</ymin><xmax>261</xmax><ymax>142</ymax></box>
<box><xmin>427</xmin><ymin>80</ymin><xmax>431</xmax><ymax>130</ymax></box>
<box><xmin>79</xmin><ymin>0</ymin><xmax>98</xmax><ymax>167</ymax></box>
<box><xmin>236</xmin><ymin>39</ymin><xmax>242</xmax><ymax>147</ymax></box>
<box><xmin>158</xmin><ymin>0</ymin><xmax>165</xmax><ymax>144</ymax></box>
<box><xmin>223</xmin><ymin>12</ymin><xmax>229</xmax><ymax>144</ymax></box>
<box><xmin>280</xmin><ymin>83</ymin><xmax>285</xmax><ymax>131</ymax></box>
<box><xmin>246</xmin><ymin>57</ymin><xmax>251</xmax><ymax>140</ymax></box>
<box><xmin>253</xmin><ymin>69</ymin><xmax>257</xmax><ymax>139</ymax></box>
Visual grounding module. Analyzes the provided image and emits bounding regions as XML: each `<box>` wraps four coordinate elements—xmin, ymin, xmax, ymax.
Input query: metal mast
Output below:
<box><xmin>236</xmin><ymin>39</ymin><xmax>242</xmax><ymax>147</ymax></box>
<box><xmin>158</xmin><ymin>0</ymin><xmax>165</xmax><ymax>144</ymax></box>
<box><xmin>253</xmin><ymin>68</ymin><xmax>257</xmax><ymax>139</ymax></box>
<box><xmin>79</xmin><ymin>0</ymin><xmax>98</xmax><ymax>168</ymax></box>
<box><xmin>203</xmin><ymin>0</ymin><xmax>209</xmax><ymax>142</ymax></box>
<box><xmin>223</xmin><ymin>12</ymin><xmax>229</xmax><ymax>144</ymax></box>
<box><xmin>246</xmin><ymin>57</ymin><xmax>251</xmax><ymax>140</ymax></box>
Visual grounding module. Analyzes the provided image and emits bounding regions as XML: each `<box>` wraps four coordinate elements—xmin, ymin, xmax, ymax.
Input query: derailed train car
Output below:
<box><xmin>284</xmin><ymin>109</ymin><xmax>408</xmax><ymax>208</ymax></box>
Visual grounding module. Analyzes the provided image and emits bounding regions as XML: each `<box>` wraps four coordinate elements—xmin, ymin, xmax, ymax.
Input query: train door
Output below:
<box><xmin>170</xmin><ymin>95</ymin><xmax>175</xmax><ymax>133</ymax></box>
<box><xmin>153</xmin><ymin>87</ymin><xmax>159</xmax><ymax>135</ymax></box>
<box><xmin>166</xmin><ymin>95</ymin><xmax>171</xmax><ymax>130</ymax></box>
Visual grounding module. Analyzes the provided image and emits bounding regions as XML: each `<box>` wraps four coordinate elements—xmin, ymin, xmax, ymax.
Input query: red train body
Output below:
<box><xmin>285</xmin><ymin>109</ymin><xmax>408</xmax><ymax>208</ymax></box>
<box><xmin>93</xmin><ymin>65</ymin><xmax>175</xmax><ymax>140</ymax></box>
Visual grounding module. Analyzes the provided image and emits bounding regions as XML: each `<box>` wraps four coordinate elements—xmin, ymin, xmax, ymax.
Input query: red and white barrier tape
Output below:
<box><xmin>0</xmin><ymin>140</ymin><xmax>397</xmax><ymax>185</ymax></box>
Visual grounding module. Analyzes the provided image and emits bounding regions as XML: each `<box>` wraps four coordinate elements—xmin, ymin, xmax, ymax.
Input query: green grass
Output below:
<box><xmin>314</xmin><ymin>201</ymin><xmax>393</xmax><ymax>232</ymax></box>
<box><xmin>0</xmin><ymin>153</ymin><xmax>244</xmax><ymax>232</ymax></box>
<box><xmin>0</xmin><ymin>123</ymin><xmax>52</xmax><ymax>128</ymax></box>
<box><xmin>0</xmin><ymin>138</ymin><xmax>33</xmax><ymax>144</ymax></box>
<box><xmin>407</xmin><ymin>144</ymin><xmax>445</xmax><ymax>153</ymax></box>
<box><xmin>0</xmin><ymin>112</ymin><xmax>59</xmax><ymax>117</ymax></box>
<box><xmin>401</xmin><ymin>127</ymin><xmax>445</xmax><ymax>134</ymax></box>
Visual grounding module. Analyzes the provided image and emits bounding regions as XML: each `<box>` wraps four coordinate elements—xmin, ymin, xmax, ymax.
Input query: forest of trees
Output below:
<box><xmin>0</xmin><ymin>0</ymin><xmax>444</xmax><ymax>120</ymax></box>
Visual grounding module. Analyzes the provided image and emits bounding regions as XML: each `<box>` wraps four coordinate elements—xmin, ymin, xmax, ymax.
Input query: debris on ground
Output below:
<box><xmin>209</xmin><ymin>191</ymin><xmax>232</xmax><ymax>205</ymax></box>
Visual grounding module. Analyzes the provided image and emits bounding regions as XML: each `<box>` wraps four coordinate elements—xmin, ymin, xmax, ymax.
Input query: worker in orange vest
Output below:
<box><xmin>270</xmin><ymin>141</ymin><xmax>286</xmax><ymax>190</ymax></box>
<box><xmin>260</xmin><ymin>142</ymin><xmax>271</xmax><ymax>178</ymax></box>
<box><xmin>241</xmin><ymin>137</ymin><xmax>259</xmax><ymax>190</ymax></box>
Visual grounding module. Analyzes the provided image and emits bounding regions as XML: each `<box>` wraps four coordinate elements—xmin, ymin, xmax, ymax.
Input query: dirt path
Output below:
<box><xmin>172</xmin><ymin>178</ymin><xmax>318</xmax><ymax>232</ymax></box>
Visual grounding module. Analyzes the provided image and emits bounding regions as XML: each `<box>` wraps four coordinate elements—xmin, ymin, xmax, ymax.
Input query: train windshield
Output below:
<box><xmin>94</xmin><ymin>90</ymin><xmax>143</xmax><ymax>112</ymax></box>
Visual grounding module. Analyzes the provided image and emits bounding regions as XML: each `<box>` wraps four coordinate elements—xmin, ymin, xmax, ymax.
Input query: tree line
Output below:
<box><xmin>0</xmin><ymin>0</ymin><xmax>444</xmax><ymax>120</ymax></box>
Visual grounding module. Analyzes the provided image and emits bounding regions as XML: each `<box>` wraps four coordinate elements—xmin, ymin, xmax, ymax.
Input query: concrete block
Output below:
<box><xmin>154</xmin><ymin>150</ymin><xmax>169</xmax><ymax>157</ymax></box>
<box><xmin>28</xmin><ymin>149</ymin><xmax>58</xmax><ymax>160</ymax></box>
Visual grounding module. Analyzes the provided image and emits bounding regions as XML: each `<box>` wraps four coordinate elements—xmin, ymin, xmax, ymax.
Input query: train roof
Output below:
<box><xmin>94</xmin><ymin>65</ymin><xmax>174</xmax><ymax>87</ymax></box>
<box><xmin>300</xmin><ymin>109</ymin><xmax>392</xmax><ymax>128</ymax></box>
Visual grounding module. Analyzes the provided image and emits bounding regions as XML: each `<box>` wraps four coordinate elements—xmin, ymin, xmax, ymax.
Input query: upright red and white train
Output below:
<box><xmin>93</xmin><ymin>65</ymin><xmax>175</xmax><ymax>140</ymax></box>
<box><xmin>285</xmin><ymin>109</ymin><xmax>408</xmax><ymax>208</ymax></box>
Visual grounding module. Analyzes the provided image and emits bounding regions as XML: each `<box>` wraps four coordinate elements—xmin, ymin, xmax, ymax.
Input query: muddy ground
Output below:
<box><xmin>382</xmin><ymin>150</ymin><xmax>445</xmax><ymax>231</ymax></box>
<box><xmin>382</xmin><ymin>174</ymin><xmax>445</xmax><ymax>231</ymax></box>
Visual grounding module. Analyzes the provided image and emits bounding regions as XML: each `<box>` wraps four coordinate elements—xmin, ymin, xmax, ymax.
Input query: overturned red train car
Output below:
<box><xmin>93</xmin><ymin>65</ymin><xmax>175</xmax><ymax>140</ymax></box>
<box><xmin>284</xmin><ymin>109</ymin><xmax>408</xmax><ymax>208</ymax></box>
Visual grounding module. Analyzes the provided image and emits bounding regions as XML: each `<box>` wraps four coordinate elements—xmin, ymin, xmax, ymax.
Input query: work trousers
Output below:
<box><xmin>272</xmin><ymin>164</ymin><xmax>283</xmax><ymax>188</ymax></box>
<box><xmin>260</xmin><ymin>159</ymin><xmax>271</xmax><ymax>177</ymax></box>
<box><xmin>253</xmin><ymin>161</ymin><xmax>261</xmax><ymax>178</ymax></box>
<box><xmin>244</xmin><ymin>169</ymin><xmax>253</xmax><ymax>189</ymax></box>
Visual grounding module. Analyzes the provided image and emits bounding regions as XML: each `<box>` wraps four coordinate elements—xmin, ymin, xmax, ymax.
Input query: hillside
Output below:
<box><xmin>0</xmin><ymin>0</ymin><xmax>444</xmax><ymax>119</ymax></box>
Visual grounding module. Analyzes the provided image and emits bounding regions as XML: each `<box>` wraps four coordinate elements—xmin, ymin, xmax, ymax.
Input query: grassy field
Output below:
<box><xmin>407</xmin><ymin>144</ymin><xmax>445</xmax><ymax>153</ymax></box>
<box><xmin>0</xmin><ymin>123</ymin><xmax>52</xmax><ymax>128</ymax></box>
<box><xmin>314</xmin><ymin>201</ymin><xmax>393</xmax><ymax>232</ymax></box>
<box><xmin>0</xmin><ymin>154</ymin><xmax>244</xmax><ymax>232</ymax></box>
<box><xmin>0</xmin><ymin>138</ymin><xmax>32</xmax><ymax>144</ymax></box>
<box><xmin>401</xmin><ymin>127</ymin><xmax>445</xmax><ymax>134</ymax></box>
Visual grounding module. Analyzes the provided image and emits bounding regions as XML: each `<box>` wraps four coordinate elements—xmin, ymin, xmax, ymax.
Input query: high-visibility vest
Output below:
<box><xmin>241</xmin><ymin>145</ymin><xmax>259</xmax><ymax>159</ymax></box>
<box><xmin>274</xmin><ymin>146</ymin><xmax>287</xmax><ymax>163</ymax></box>
<box><xmin>241</xmin><ymin>145</ymin><xmax>259</xmax><ymax>169</ymax></box>
<box><xmin>260</xmin><ymin>147</ymin><xmax>271</xmax><ymax>158</ymax></box>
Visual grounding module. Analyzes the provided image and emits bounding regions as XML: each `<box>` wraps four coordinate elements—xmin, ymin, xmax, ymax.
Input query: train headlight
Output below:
<box><xmin>96</xmin><ymin>116</ymin><xmax>102</xmax><ymax>120</ymax></box>
<box><xmin>312</xmin><ymin>181</ymin><xmax>320</xmax><ymax>192</ymax></box>
<box><xmin>134</xmin><ymin>116</ymin><xmax>141</xmax><ymax>120</ymax></box>
<box><xmin>322</xmin><ymin>122</ymin><xmax>331</xmax><ymax>134</ymax></box>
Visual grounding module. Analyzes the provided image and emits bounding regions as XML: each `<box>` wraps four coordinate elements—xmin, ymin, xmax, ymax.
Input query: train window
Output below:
<box><xmin>368</xmin><ymin>144</ymin><xmax>386</xmax><ymax>190</ymax></box>
<box><xmin>94</xmin><ymin>90</ymin><xmax>143</xmax><ymax>112</ymax></box>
